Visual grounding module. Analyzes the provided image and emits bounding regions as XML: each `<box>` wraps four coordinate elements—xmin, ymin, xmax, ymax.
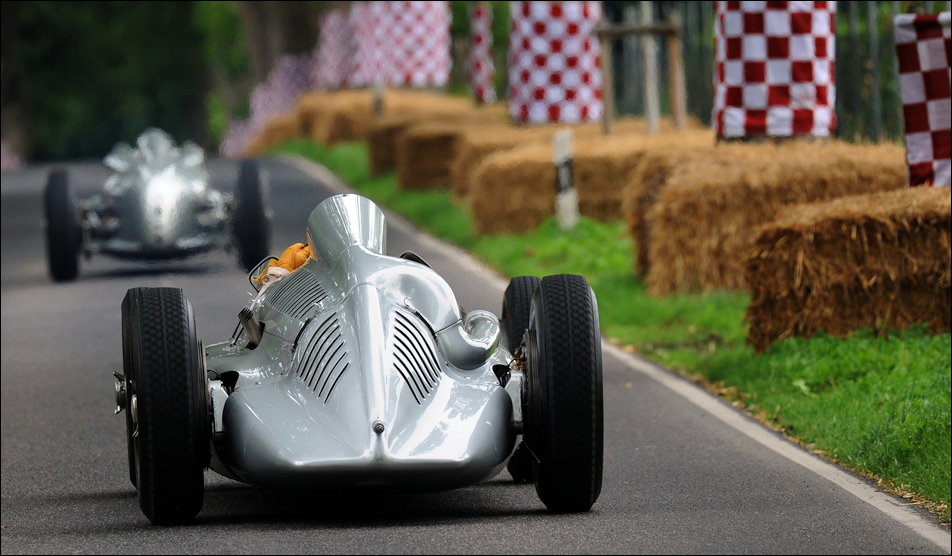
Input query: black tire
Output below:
<box><xmin>44</xmin><ymin>169</ymin><xmax>80</xmax><ymax>281</ymax></box>
<box><xmin>501</xmin><ymin>276</ymin><xmax>541</xmax><ymax>483</ymax></box>
<box><xmin>524</xmin><ymin>274</ymin><xmax>603</xmax><ymax>512</ymax></box>
<box><xmin>233</xmin><ymin>159</ymin><xmax>271</xmax><ymax>272</ymax></box>
<box><xmin>121</xmin><ymin>291</ymin><xmax>137</xmax><ymax>488</ymax></box>
<box><xmin>127</xmin><ymin>287</ymin><xmax>208</xmax><ymax>525</ymax></box>
<box><xmin>501</xmin><ymin>276</ymin><xmax>541</xmax><ymax>352</ymax></box>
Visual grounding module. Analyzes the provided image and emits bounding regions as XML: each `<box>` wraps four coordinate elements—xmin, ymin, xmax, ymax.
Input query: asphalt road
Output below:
<box><xmin>1</xmin><ymin>158</ymin><xmax>949</xmax><ymax>554</ymax></box>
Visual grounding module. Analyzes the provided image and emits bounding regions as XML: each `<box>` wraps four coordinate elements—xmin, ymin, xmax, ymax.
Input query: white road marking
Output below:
<box><xmin>278</xmin><ymin>153</ymin><xmax>952</xmax><ymax>552</ymax></box>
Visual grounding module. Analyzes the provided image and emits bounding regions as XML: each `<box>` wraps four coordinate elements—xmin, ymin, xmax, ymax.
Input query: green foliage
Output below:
<box><xmin>702</xmin><ymin>328</ymin><xmax>951</xmax><ymax>520</ymax></box>
<box><xmin>275</xmin><ymin>138</ymin><xmax>952</xmax><ymax>521</ymax></box>
<box><xmin>449</xmin><ymin>1</ymin><xmax>510</xmax><ymax>44</ymax></box>
<box><xmin>193</xmin><ymin>0</ymin><xmax>251</xmax><ymax>142</ymax></box>
<box><xmin>18</xmin><ymin>1</ymin><xmax>207</xmax><ymax>161</ymax></box>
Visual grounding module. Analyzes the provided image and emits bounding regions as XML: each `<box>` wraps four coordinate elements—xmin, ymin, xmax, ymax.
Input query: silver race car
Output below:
<box><xmin>114</xmin><ymin>194</ymin><xmax>604</xmax><ymax>525</ymax></box>
<box><xmin>44</xmin><ymin>128</ymin><xmax>270</xmax><ymax>281</ymax></box>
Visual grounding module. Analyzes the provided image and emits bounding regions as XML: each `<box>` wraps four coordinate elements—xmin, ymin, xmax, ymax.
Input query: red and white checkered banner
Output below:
<box><xmin>713</xmin><ymin>1</ymin><xmax>837</xmax><ymax>139</ymax></box>
<box><xmin>895</xmin><ymin>11</ymin><xmax>951</xmax><ymax>188</ymax></box>
<box><xmin>469</xmin><ymin>2</ymin><xmax>496</xmax><ymax>103</ymax></box>
<box><xmin>312</xmin><ymin>10</ymin><xmax>356</xmax><ymax>90</ymax></box>
<box><xmin>219</xmin><ymin>120</ymin><xmax>253</xmax><ymax>160</ymax></box>
<box><xmin>1</xmin><ymin>140</ymin><xmax>22</xmax><ymax>171</ymax></box>
<box><xmin>507</xmin><ymin>1</ymin><xmax>604</xmax><ymax>124</ymax></box>
<box><xmin>250</xmin><ymin>54</ymin><xmax>311</xmax><ymax>130</ymax></box>
<box><xmin>350</xmin><ymin>1</ymin><xmax>452</xmax><ymax>88</ymax></box>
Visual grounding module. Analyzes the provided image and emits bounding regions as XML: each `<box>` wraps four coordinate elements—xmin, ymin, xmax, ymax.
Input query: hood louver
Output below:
<box><xmin>392</xmin><ymin>311</ymin><xmax>442</xmax><ymax>404</ymax></box>
<box><xmin>294</xmin><ymin>312</ymin><xmax>349</xmax><ymax>402</ymax></box>
<box><xmin>266</xmin><ymin>269</ymin><xmax>328</xmax><ymax>320</ymax></box>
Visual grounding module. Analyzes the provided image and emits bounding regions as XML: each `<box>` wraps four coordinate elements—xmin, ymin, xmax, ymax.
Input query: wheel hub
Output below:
<box><xmin>113</xmin><ymin>371</ymin><xmax>126</xmax><ymax>414</ymax></box>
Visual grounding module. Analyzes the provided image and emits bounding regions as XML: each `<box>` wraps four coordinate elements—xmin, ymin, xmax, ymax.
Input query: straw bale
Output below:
<box><xmin>452</xmin><ymin>117</ymin><xmax>696</xmax><ymax>202</ymax></box>
<box><xmin>468</xmin><ymin>127</ymin><xmax>713</xmax><ymax>234</ymax></box>
<box><xmin>369</xmin><ymin>115</ymin><xmax>416</xmax><ymax>177</ymax></box>
<box><xmin>396</xmin><ymin>122</ymin><xmax>465</xmax><ymax>190</ymax></box>
<box><xmin>622</xmin><ymin>141</ymin><xmax>717</xmax><ymax>276</ymax></box>
<box><xmin>745</xmin><ymin>187</ymin><xmax>951</xmax><ymax>350</ymax></box>
<box><xmin>243</xmin><ymin>113</ymin><xmax>299</xmax><ymax>158</ymax></box>
<box><xmin>646</xmin><ymin>141</ymin><xmax>909</xmax><ymax>295</ymax></box>
<box><xmin>370</xmin><ymin>104</ymin><xmax>508</xmax><ymax>177</ymax></box>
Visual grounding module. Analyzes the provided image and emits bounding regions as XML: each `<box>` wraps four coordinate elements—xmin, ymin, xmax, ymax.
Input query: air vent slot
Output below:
<box><xmin>266</xmin><ymin>268</ymin><xmax>328</xmax><ymax>319</ymax></box>
<box><xmin>294</xmin><ymin>313</ymin><xmax>349</xmax><ymax>402</ymax></box>
<box><xmin>391</xmin><ymin>311</ymin><xmax>442</xmax><ymax>404</ymax></box>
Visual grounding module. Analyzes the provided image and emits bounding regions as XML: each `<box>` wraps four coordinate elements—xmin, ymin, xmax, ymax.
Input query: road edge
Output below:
<box><xmin>275</xmin><ymin>152</ymin><xmax>952</xmax><ymax>552</ymax></box>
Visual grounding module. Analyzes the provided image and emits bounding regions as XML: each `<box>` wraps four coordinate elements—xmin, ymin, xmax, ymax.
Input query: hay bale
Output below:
<box><xmin>622</xmin><ymin>140</ymin><xmax>717</xmax><ymax>277</ymax></box>
<box><xmin>368</xmin><ymin>115</ymin><xmax>416</xmax><ymax>177</ymax></box>
<box><xmin>452</xmin><ymin>117</ymin><xmax>695</xmax><ymax>202</ymax></box>
<box><xmin>745</xmin><ymin>187</ymin><xmax>951</xmax><ymax>350</ymax></box>
<box><xmin>470</xmin><ymin>143</ymin><xmax>556</xmax><ymax>234</ymax></box>
<box><xmin>469</xmin><ymin>127</ymin><xmax>713</xmax><ymax>234</ymax></box>
<box><xmin>646</xmin><ymin>141</ymin><xmax>909</xmax><ymax>295</ymax></box>
<box><xmin>243</xmin><ymin>113</ymin><xmax>299</xmax><ymax>157</ymax></box>
<box><xmin>396</xmin><ymin>122</ymin><xmax>465</xmax><ymax>190</ymax></box>
<box><xmin>370</xmin><ymin>103</ymin><xmax>508</xmax><ymax>178</ymax></box>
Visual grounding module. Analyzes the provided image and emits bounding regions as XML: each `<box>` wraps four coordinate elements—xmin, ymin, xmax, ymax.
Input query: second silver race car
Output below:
<box><xmin>44</xmin><ymin>128</ymin><xmax>271</xmax><ymax>281</ymax></box>
<box><xmin>114</xmin><ymin>194</ymin><xmax>603</xmax><ymax>525</ymax></box>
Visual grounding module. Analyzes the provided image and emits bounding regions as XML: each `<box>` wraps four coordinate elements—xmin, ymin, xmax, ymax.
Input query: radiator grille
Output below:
<box><xmin>391</xmin><ymin>311</ymin><xmax>441</xmax><ymax>404</ymax></box>
<box><xmin>294</xmin><ymin>312</ymin><xmax>349</xmax><ymax>402</ymax></box>
<box><xmin>266</xmin><ymin>269</ymin><xmax>328</xmax><ymax>319</ymax></box>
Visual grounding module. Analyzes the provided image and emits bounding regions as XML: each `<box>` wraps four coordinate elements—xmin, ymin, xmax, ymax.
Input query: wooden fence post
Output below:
<box><xmin>666</xmin><ymin>13</ymin><xmax>687</xmax><ymax>130</ymax></box>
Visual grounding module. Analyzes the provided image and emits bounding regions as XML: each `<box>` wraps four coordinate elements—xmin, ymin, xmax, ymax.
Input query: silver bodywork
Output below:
<box><xmin>204</xmin><ymin>195</ymin><xmax>520</xmax><ymax>490</ymax></box>
<box><xmin>81</xmin><ymin>129</ymin><xmax>231</xmax><ymax>259</ymax></box>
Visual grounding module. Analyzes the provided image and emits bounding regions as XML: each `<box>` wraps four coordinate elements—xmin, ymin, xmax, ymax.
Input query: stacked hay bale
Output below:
<box><xmin>369</xmin><ymin>103</ymin><xmax>510</xmax><ymax>178</ymax></box>
<box><xmin>745</xmin><ymin>187</ymin><xmax>951</xmax><ymax>351</ymax></box>
<box><xmin>243</xmin><ymin>113</ymin><xmax>300</xmax><ymax>158</ymax></box>
<box><xmin>623</xmin><ymin>144</ymin><xmax>716</xmax><ymax>277</ymax></box>
<box><xmin>296</xmin><ymin>90</ymin><xmax>376</xmax><ymax>146</ymax></box>
<box><xmin>394</xmin><ymin>111</ymin><xmax>510</xmax><ymax>190</ymax></box>
<box><xmin>468</xmin><ymin>128</ymin><xmax>713</xmax><ymax>234</ymax></box>
<box><xmin>646</xmin><ymin>141</ymin><xmax>908</xmax><ymax>295</ymax></box>
<box><xmin>452</xmin><ymin>126</ymin><xmax>564</xmax><ymax>201</ymax></box>
<box><xmin>369</xmin><ymin>115</ymin><xmax>418</xmax><ymax>176</ymax></box>
<box><xmin>453</xmin><ymin>117</ymin><xmax>695</xmax><ymax>202</ymax></box>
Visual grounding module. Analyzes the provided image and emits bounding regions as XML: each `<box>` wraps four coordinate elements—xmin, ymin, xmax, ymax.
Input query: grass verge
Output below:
<box><xmin>275</xmin><ymin>138</ymin><xmax>951</xmax><ymax>523</ymax></box>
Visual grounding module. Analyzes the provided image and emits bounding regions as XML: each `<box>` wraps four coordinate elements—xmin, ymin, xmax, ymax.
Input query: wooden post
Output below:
<box><xmin>666</xmin><ymin>13</ymin><xmax>687</xmax><ymax>130</ymax></box>
<box><xmin>849</xmin><ymin>2</ymin><xmax>862</xmax><ymax>139</ymax></box>
<box><xmin>868</xmin><ymin>1</ymin><xmax>883</xmax><ymax>141</ymax></box>
<box><xmin>641</xmin><ymin>1</ymin><xmax>660</xmax><ymax>134</ymax></box>
<box><xmin>593</xmin><ymin>13</ymin><xmax>680</xmax><ymax>136</ymax></box>
<box><xmin>600</xmin><ymin>30</ymin><xmax>614</xmax><ymax>135</ymax></box>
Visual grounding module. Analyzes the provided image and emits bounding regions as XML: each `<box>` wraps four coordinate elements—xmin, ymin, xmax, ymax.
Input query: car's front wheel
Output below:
<box><xmin>125</xmin><ymin>287</ymin><xmax>208</xmax><ymax>525</ymax></box>
<box><xmin>523</xmin><ymin>274</ymin><xmax>604</xmax><ymax>512</ymax></box>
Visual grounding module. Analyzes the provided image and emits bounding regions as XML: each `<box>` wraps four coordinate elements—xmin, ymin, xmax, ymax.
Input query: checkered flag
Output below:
<box><xmin>351</xmin><ymin>1</ymin><xmax>452</xmax><ymax>88</ymax></box>
<box><xmin>312</xmin><ymin>9</ymin><xmax>356</xmax><ymax>90</ymax></box>
<box><xmin>895</xmin><ymin>11</ymin><xmax>951</xmax><ymax>188</ymax></box>
<box><xmin>713</xmin><ymin>1</ymin><xmax>837</xmax><ymax>139</ymax></box>
<box><xmin>469</xmin><ymin>2</ymin><xmax>496</xmax><ymax>103</ymax></box>
<box><xmin>507</xmin><ymin>1</ymin><xmax>604</xmax><ymax>124</ymax></box>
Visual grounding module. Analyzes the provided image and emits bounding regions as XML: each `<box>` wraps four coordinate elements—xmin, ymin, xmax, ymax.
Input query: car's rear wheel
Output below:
<box><xmin>233</xmin><ymin>159</ymin><xmax>271</xmax><ymax>272</ymax></box>
<box><xmin>127</xmin><ymin>287</ymin><xmax>208</xmax><ymax>525</ymax></box>
<box><xmin>501</xmin><ymin>276</ymin><xmax>540</xmax><ymax>483</ymax></box>
<box><xmin>44</xmin><ymin>169</ymin><xmax>80</xmax><ymax>281</ymax></box>
<box><xmin>523</xmin><ymin>274</ymin><xmax>603</xmax><ymax>512</ymax></box>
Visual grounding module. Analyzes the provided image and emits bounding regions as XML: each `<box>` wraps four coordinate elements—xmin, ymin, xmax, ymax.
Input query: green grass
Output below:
<box><xmin>275</xmin><ymin>138</ymin><xmax>952</xmax><ymax>522</ymax></box>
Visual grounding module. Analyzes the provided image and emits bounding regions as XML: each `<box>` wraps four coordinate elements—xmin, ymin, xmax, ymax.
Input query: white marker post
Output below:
<box><xmin>553</xmin><ymin>129</ymin><xmax>578</xmax><ymax>230</ymax></box>
<box><xmin>373</xmin><ymin>77</ymin><xmax>384</xmax><ymax>117</ymax></box>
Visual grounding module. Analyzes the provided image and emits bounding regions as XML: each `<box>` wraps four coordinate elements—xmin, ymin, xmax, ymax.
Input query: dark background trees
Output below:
<box><xmin>1</xmin><ymin>1</ymin><xmax>325</xmax><ymax>162</ymax></box>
